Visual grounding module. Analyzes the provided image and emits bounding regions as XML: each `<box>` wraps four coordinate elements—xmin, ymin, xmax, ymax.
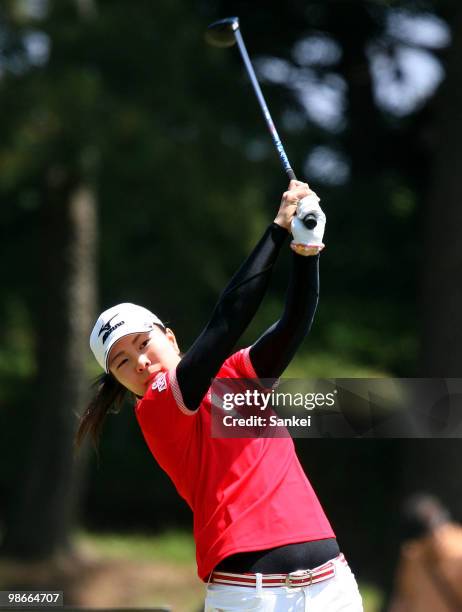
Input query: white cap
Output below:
<box><xmin>89</xmin><ymin>303</ymin><xmax>164</xmax><ymax>372</ymax></box>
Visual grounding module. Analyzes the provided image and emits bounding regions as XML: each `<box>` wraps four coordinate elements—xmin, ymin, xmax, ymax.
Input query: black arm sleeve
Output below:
<box><xmin>176</xmin><ymin>223</ymin><xmax>288</xmax><ymax>411</ymax></box>
<box><xmin>249</xmin><ymin>252</ymin><xmax>319</xmax><ymax>379</ymax></box>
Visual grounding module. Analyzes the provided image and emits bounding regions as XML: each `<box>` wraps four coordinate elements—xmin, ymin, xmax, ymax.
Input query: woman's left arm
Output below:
<box><xmin>249</xmin><ymin>249</ymin><xmax>320</xmax><ymax>379</ymax></box>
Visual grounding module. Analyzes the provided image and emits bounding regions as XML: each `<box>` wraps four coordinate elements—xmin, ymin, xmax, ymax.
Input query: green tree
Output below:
<box><xmin>1</xmin><ymin>0</ymin><xmax>98</xmax><ymax>559</ymax></box>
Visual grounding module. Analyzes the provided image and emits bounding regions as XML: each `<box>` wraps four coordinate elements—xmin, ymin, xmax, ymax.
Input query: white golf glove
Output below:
<box><xmin>290</xmin><ymin>192</ymin><xmax>326</xmax><ymax>256</ymax></box>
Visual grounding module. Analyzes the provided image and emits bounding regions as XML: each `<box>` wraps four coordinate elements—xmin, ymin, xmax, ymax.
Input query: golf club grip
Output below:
<box><xmin>286</xmin><ymin>170</ymin><xmax>317</xmax><ymax>229</ymax></box>
<box><xmin>287</xmin><ymin>169</ymin><xmax>297</xmax><ymax>181</ymax></box>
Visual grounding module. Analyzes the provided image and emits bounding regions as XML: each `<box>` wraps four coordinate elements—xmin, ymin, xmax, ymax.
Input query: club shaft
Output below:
<box><xmin>234</xmin><ymin>29</ymin><xmax>296</xmax><ymax>181</ymax></box>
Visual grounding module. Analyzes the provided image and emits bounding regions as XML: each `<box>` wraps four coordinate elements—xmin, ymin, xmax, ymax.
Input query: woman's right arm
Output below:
<box><xmin>176</xmin><ymin>181</ymin><xmax>311</xmax><ymax>411</ymax></box>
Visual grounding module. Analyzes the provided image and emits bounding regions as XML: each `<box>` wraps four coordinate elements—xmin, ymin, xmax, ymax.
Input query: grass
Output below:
<box><xmin>76</xmin><ymin>528</ymin><xmax>196</xmax><ymax>564</ymax></box>
<box><xmin>360</xmin><ymin>583</ymin><xmax>385</xmax><ymax>612</ymax></box>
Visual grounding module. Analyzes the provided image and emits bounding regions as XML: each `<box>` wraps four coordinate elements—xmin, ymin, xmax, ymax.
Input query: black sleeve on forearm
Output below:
<box><xmin>176</xmin><ymin>223</ymin><xmax>288</xmax><ymax>411</ymax></box>
<box><xmin>249</xmin><ymin>253</ymin><xmax>319</xmax><ymax>379</ymax></box>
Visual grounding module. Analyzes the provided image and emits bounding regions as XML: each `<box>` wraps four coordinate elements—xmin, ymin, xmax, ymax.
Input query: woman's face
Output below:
<box><xmin>108</xmin><ymin>326</ymin><xmax>181</xmax><ymax>396</ymax></box>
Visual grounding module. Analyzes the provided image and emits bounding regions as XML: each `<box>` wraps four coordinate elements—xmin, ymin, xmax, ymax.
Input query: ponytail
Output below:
<box><xmin>74</xmin><ymin>372</ymin><xmax>129</xmax><ymax>453</ymax></box>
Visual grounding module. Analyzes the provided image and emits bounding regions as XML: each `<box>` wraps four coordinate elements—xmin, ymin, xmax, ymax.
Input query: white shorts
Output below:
<box><xmin>204</xmin><ymin>554</ymin><xmax>363</xmax><ymax>611</ymax></box>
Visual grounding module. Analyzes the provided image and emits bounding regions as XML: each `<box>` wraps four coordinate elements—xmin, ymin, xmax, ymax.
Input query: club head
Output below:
<box><xmin>205</xmin><ymin>16</ymin><xmax>240</xmax><ymax>48</ymax></box>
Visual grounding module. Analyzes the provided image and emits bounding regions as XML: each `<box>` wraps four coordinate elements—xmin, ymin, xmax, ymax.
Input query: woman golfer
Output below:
<box><xmin>76</xmin><ymin>180</ymin><xmax>363</xmax><ymax>611</ymax></box>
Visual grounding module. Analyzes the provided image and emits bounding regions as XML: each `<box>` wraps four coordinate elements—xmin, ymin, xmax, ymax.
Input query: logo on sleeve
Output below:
<box><xmin>152</xmin><ymin>373</ymin><xmax>167</xmax><ymax>392</ymax></box>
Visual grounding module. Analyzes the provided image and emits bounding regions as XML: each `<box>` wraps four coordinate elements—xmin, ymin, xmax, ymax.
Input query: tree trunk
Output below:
<box><xmin>405</xmin><ymin>3</ymin><xmax>462</xmax><ymax>521</ymax></box>
<box><xmin>2</xmin><ymin>171</ymin><xmax>97</xmax><ymax>559</ymax></box>
<box><xmin>421</xmin><ymin>5</ymin><xmax>462</xmax><ymax>378</ymax></box>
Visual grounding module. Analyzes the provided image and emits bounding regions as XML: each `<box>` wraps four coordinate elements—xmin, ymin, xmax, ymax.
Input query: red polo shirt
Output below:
<box><xmin>135</xmin><ymin>347</ymin><xmax>335</xmax><ymax>580</ymax></box>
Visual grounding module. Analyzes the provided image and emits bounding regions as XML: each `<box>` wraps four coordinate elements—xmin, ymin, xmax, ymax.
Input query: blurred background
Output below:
<box><xmin>1</xmin><ymin>0</ymin><xmax>462</xmax><ymax>610</ymax></box>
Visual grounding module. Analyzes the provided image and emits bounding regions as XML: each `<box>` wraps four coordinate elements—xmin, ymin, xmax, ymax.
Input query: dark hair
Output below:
<box><xmin>74</xmin><ymin>372</ymin><xmax>131</xmax><ymax>453</ymax></box>
<box><xmin>74</xmin><ymin>323</ymin><xmax>169</xmax><ymax>453</ymax></box>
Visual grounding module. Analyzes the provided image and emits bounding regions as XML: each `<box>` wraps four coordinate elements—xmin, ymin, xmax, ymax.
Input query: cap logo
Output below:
<box><xmin>98</xmin><ymin>313</ymin><xmax>126</xmax><ymax>344</ymax></box>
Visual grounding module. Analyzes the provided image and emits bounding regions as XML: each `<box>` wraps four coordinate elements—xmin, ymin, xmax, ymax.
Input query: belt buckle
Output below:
<box><xmin>285</xmin><ymin>569</ymin><xmax>313</xmax><ymax>588</ymax></box>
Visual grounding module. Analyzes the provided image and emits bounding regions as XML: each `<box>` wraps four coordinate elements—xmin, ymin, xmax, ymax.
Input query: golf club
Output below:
<box><xmin>206</xmin><ymin>16</ymin><xmax>317</xmax><ymax>230</ymax></box>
